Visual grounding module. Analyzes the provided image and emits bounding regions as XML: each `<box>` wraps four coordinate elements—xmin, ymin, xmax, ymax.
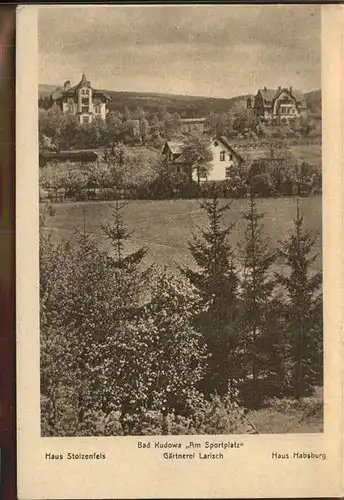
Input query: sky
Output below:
<box><xmin>38</xmin><ymin>5</ymin><xmax>321</xmax><ymax>99</ymax></box>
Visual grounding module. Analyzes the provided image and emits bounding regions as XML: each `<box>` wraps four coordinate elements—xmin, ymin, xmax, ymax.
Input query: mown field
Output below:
<box><xmin>43</xmin><ymin>195</ymin><xmax>322</xmax><ymax>273</ymax></box>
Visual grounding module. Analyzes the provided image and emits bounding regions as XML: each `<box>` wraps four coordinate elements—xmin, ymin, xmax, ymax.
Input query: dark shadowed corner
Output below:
<box><xmin>0</xmin><ymin>5</ymin><xmax>16</xmax><ymax>500</ymax></box>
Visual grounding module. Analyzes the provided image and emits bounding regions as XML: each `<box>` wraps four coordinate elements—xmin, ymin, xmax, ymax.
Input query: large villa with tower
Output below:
<box><xmin>50</xmin><ymin>73</ymin><xmax>111</xmax><ymax>124</ymax></box>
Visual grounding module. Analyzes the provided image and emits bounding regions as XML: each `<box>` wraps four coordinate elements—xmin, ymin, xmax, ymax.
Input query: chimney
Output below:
<box><xmin>264</xmin><ymin>86</ymin><xmax>267</xmax><ymax>91</ymax></box>
<box><xmin>64</xmin><ymin>80</ymin><xmax>71</xmax><ymax>90</ymax></box>
<box><xmin>289</xmin><ymin>86</ymin><xmax>292</xmax><ymax>93</ymax></box>
<box><xmin>278</xmin><ymin>86</ymin><xmax>281</xmax><ymax>91</ymax></box>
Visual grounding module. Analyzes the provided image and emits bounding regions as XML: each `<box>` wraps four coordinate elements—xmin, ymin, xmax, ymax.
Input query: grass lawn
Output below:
<box><xmin>290</xmin><ymin>143</ymin><xmax>322</xmax><ymax>169</ymax></box>
<box><xmin>43</xmin><ymin>195</ymin><xmax>322</xmax><ymax>273</ymax></box>
<box><xmin>236</xmin><ymin>143</ymin><xmax>322</xmax><ymax>170</ymax></box>
<box><xmin>95</xmin><ymin>144</ymin><xmax>158</xmax><ymax>160</ymax></box>
<box><xmin>235</xmin><ymin>387</ymin><xmax>323</xmax><ymax>434</ymax></box>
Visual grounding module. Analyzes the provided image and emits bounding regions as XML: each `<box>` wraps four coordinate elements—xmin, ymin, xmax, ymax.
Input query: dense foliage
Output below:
<box><xmin>39</xmin><ymin>143</ymin><xmax>321</xmax><ymax>204</ymax></box>
<box><xmin>180</xmin><ymin>191</ymin><xmax>239</xmax><ymax>396</ymax></box>
<box><xmin>276</xmin><ymin>200</ymin><xmax>323</xmax><ymax>397</ymax></box>
<box><xmin>40</xmin><ymin>187</ymin><xmax>323</xmax><ymax>436</ymax></box>
<box><xmin>180</xmin><ymin>189</ymin><xmax>322</xmax><ymax>409</ymax></box>
<box><xmin>39</xmin><ymin>96</ymin><xmax>321</xmax><ymax>154</ymax></box>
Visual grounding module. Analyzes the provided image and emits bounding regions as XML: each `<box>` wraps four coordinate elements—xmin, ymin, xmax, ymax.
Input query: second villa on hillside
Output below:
<box><xmin>247</xmin><ymin>86</ymin><xmax>308</xmax><ymax>122</ymax></box>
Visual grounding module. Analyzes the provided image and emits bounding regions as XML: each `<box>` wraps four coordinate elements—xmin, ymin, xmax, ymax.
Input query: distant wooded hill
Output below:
<box><xmin>38</xmin><ymin>84</ymin><xmax>321</xmax><ymax>118</ymax></box>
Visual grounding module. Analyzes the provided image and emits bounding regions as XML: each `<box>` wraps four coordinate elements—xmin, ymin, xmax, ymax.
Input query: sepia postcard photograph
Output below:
<box><xmin>16</xmin><ymin>4</ymin><xmax>343</xmax><ymax>499</ymax></box>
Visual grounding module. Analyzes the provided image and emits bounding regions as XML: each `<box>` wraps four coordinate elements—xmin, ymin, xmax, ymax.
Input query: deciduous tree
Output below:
<box><xmin>179</xmin><ymin>135</ymin><xmax>213</xmax><ymax>186</ymax></box>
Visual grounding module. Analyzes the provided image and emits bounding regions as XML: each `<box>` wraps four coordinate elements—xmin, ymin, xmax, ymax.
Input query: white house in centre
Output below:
<box><xmin>162</xmin><ymin>136</ymin><xmax>244</xmax><ymax>182</ymax></box>
<box><xmin>206</xmin><ymin>136</ymin><xmax>244</xmax><ymax>181</ymax></box>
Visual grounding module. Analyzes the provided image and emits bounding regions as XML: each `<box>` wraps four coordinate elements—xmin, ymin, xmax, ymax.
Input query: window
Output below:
<box><xmin>214</xmin><ymin>141</ymin><xmax>218</xmax><ymax>147</ymax></box>
<box><xmin>225</xmin><ymin>167</ymin><xmax>231</xmax><ymax>178</ymax></box>
<box><xmin>94</xmin><ymin>105</ymin><xmax>101</xmax><ymax>114</ymax></box>
<box><xmin>82</xmin><ymin>116</ymin><xmax>90</xmax><ymax>124</ymax></box>
<box><xmin>82</xmin><ymin>106</ymin><xmax>89</xmax><ymax>113</ymax></box>
<box><xmin>220</xmin><ymin>151</ymin><xmax>226</xmax><ymax>161</ymax></box>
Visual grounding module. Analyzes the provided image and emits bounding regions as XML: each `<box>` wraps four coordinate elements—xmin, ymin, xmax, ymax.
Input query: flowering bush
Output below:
<box><xmin>40</xmin><ymin>229</ymin><xmax>209</xmax><ymax>435</ymax></box>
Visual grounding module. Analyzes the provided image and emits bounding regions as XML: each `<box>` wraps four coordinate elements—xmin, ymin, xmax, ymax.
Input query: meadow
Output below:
<box><xmin>43</xmin><ymin>195</ymin><xmax>322</xmax><ymax>274</ymax></box>
<box><xmin>234</xmin><ymin>142</ymin><xmax>322</xmax><ymax>169</ymax></box>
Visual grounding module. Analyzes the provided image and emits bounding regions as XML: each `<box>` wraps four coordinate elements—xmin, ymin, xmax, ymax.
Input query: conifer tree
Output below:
<box><xmin>101</xmin><ymin>197</ymin><xmax>150</xmax><ymax>319</ymax></box>
<box><xmin>181</xmin><ymin>188</ymin><xmax>238</xmax><ymax>396</ymax></box>
<box><xmin>237</xmin><ymin>190</ymin><xmax>278</xmax><ymax>405</ymax></box>
<box><xmin>101</xmin><ymin>142</ymin><xmax>151</xmax><ymax>316</ymax></box>
<box><xmin>276</xmin><ymin>199</ymin><xmax>323</xmax><ymax>398</ymax></box>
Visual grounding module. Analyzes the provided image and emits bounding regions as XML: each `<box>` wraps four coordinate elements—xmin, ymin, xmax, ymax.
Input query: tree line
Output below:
<box><xmin>40</xmin><ymin>186</ymin><xmax>322</xmax><ymax>436</ymax></box>
<box><xmin>39</xmin><ymin>103</ymin><xmax>320</xmax><ymax>154</ymax></box>
<box><xmin>39</xmin><ymin>105</ymin><xmax>184</xmax><ymax>151</ymax></box>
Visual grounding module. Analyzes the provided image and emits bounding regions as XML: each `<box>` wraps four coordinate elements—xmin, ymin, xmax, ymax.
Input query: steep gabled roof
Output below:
<box><xmin>275</xmin><ymin>87</ymin><xmax>306</xmax><ymax>102</ymax></box>
<box><xmin>51</xmin><ymin>74</ymin><xmax>111</xmax><ymax>102</ymax></box>
<box><xmin>163</xmin><ymin>141</ymin><xmax>183</xmax><ymax>155</ymax></box>
<box><xmin>217</xmin><ymin>136</ymin><xmax>244</xmax><ymax>163</ymax></box>
<box><xmin>75</xmin><ymin>72</ymin><xmax>92</xmax><ymax>89</ymax></box>
<box><xmin>51</xmin><ymin>86</ymin><xmax>65</xmax><ymax>100</ymax></box>
<box><xmin>258</xmin><ymin>88</ymin><xmax>277</xmax><ymax>101</ymax></box>
<box><xmin>163</xmin><ymin>138</ymin><xmax>244</xmax><ymax>165</ymax></box>
<box><xmin>290</xmin><ymin>89</ymin><xmax>307</xmax><ymax>106</ymax></box>
<box><xmin>94</xmin><ymin>90</ymin><xmax>111</xmax><ymax>101</ymax></box>
<box><xmin>258</xmin><ymin>87</ymin><xmax>307</xmax><ymax>108</ymax></box>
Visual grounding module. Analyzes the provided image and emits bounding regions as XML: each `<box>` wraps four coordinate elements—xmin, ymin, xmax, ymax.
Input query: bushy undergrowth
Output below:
<box><xmin>40</xmin><ymin>190</ymin><xmax>323</xmax><ymax>436</ymax></box>
<box><xmin>39</xmin><ymin>137</ymin><xmax>321</xmax><ymax>203</ymax></box>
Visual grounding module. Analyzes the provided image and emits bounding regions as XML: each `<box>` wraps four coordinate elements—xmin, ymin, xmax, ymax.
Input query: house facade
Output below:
<box><xmin>248</xmin><ymin>87</ymin><xmax>307</xmax><ymax>122</ymax></box>
<box><xmin>50</xmin><ymin>73</ymin><xmax>111</xmax><ymax>124</ymax></box>
<box><xmin>206</xmin><ymin>137</ymin><xmax>243</xmax><ymax>182</ymax></box>
<box><xmin>162</xmin><ymin>136</ymin><xmax>243</xmax><ymax>183</ymax></box>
